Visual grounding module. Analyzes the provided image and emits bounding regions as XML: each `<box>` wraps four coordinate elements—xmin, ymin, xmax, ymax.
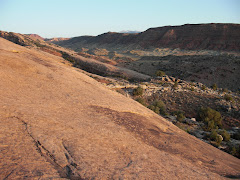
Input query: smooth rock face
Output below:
<box><xmin>0</xmin><ymin>37</ymin><xmax>240</xmax><ymax>179</ymax></box>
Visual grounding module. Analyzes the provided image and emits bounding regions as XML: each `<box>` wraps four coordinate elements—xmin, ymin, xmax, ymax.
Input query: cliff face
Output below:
<box><xmin>139</xmin><ymin>23</ymin><xmax>240</xmax><ymax>51</ymax></box>
<box><xmin>54</xmin><ymin>23</ymin><xmax>240</xmax><ymax>52</ymax></box>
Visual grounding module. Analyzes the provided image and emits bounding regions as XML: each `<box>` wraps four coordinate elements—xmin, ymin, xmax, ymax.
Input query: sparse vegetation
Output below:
<box><xmin>201</xmin><ymin>85</ymin><xmax>206</xmax><ymax>90</ymax></box>
<box><xmin>227</xmin><ymin>145</ymin><xmax>240</xmax><ymax>158</ymax></box>
<box><xmin>219</xmin><ymin>130</ymin><xmax>230</xmax><ymax>142</ymax></box>
<box><xmin>212</xmin><ymin>83</ymin><xmax>217</xmax><ymax>91</ymax></box>
<box><xmin>197</xmin><ymin>107</ymin><xmax>222</xmax><ymax>130</ymax></box>
<box><xmin>61</xmin><ymin>51</ymin><xmax>75</xmax><ymax>63</ymax></box>
<box><xmin>155</xmin><ymin>70</ymin><xmax>166</xmax><ymax>77</ymax></box>
<box><xmin>210</xmin><ymin>130</ymin><xmax>222</xmax><ymax>147</ymax></box>
<box><xmin>222</xmin><ymin>88</ymin><xmax>228</xmax><ymax>93</ymax></box>
<box><xmin>136</xmin><ymin>97</ymin><xmax>147</xmax><ymax>106</ymax></box>
<box><xmin>148</xmin><ymin>100</ymin><xmax>167</xmax><ymax>115</ymax></box>
<box><xmin>224</xmin><ymin>94</ymin><xmax>233</xmax><ymax>102</ymax></box>
<box><xmin>133</xmin><ymin>86</ymin><xmax>143</xmax><ymax>96</ymax></box>
<box><xmin>210</xmin><ymin>129</ymin><xmax>218</xmax><ymax>140</ymax></box>
<box><xmin>34</xmin><ymin>41</ymin><xmax>46</xmax><ymax>48</ymax></box>
<box><xmin>173</xmin><ymin>111</ymin><xmax>185</xmax><ymax>122</ymax></box>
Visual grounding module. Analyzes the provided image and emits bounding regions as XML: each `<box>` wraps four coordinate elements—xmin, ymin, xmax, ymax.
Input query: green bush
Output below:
<box><xmin>148</xmin><ymin>105</ymin><xmax>155</xmax><ymax>111</ymax></box>
<box><xmin>207</xmin><ymin>120</ymin><xmax>215</xmax><ymax>131</ymax></box>
<box><xmin>210</xmin><ymin>130</ymin><xmax>218</xmax><ymax>140</ymax></box>
<box><xmin>210</xmin><ymin>130</ymin><xmax>222</xmax><ymax>146</ymax></box>
<box><xmin>212</xmin><ymin>83</ymin><xmax>218</xmax><ymax>91</ymax></box>
<box><xmin>148</xmin><ymin>100</ymin><xmax>166</xmax><ymax>115</ymax></box>
<box><xmin>155</xmin><ymin>70</ymin><xmax>166</xmax><ymax>77</ymax></box>
<box><xmin>219</xmin><ymin>130</ymin><xmax>230</xmax><ymax>142</ymax></box>
<box><xmin>222</xmin><ymin>88</ymin><xmax>228</xmax><ymax>93</ymax></box>
<box><xmin>153</xmin><ymin>100</ymin><xmax>166</xmax><ymax>115</ymax></box>
<box><xmin>136</xmin><ymin>97</ymin><xmax>147</xmax><ymax>106</ymax></box>
<box><xmin>231</xmin><ymin>146</ymin><xmax>237</xmax><ymax>156</ymax></box>
<box><xmin>201</xmin><ymin>85</ymin><xmax>206</xmax><ymax>90</ymax></box>
<box><xmin>173</xmin><ymin>111</ymin><xmax>185</xmax><ymax>122</ymax></box>
<box><xmin>224</xmin><ymin>94</ymin><xmax>233</xmax><ymax>102</ymax></box>
<box><xmin>154</xmin><ymin>106</ymin><xmax>160</xmax><ymax>114</ymax></box>
<box><xmin>197</xmin><ymin>107</ymin><xmax>222</xmax><ymax>130</ymax></box>
<box><xmin>133</xmin><ymin>86</ymin><xmax>143</xmax><ymax>96</ymax></box>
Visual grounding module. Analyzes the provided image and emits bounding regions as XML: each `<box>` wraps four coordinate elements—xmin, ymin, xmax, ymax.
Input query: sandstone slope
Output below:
<box><xmin>0</xmin><ymin>37</ymin><xmax>240</xmax><ymax>179</ymax></box>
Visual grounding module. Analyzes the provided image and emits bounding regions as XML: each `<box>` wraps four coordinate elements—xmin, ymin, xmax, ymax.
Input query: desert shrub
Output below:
<box><xmin>219</xmin><ymin>130</ymin><xmax>230</xmax><ymax>142</ymax></box>
<box><xmin>212</xmin><ymin>83</ymin><xmax>218</xmax><ymax>91</ymax></box>
<box><xmin>231</xmin><ymin>146</ymin><xmax>237</xmax><ymax>156</ymax></box>
<box><xmin>177</xmin><ymin>113</ymin><xmax>185</xmax><ymax>122</ymax></box>
<box><xmin>210</xmin><ymin>130</ymin><xmax>218</xmax><ymax>140</ymax></box>
<box><xmin>227</xmin><ymin>144</ymin><xmax>240</xmax><ymax>158</ymax></box>
<box><xmin>148</xmin><ymin>100</ymin><xmax>166</xmax><ymax>115</ymax></box>
<box><xmin>197</xmin><ymin>107</ymin><xmax>222</xmax><ymax>130</ymax></box>
<box><xmin>61</xmin><ymin>51</ymin><xmax>75</xmax><ymax>63</ymax></box>
<box><xmin>210</xmin><ymin>130</ymin><xmax>222</xmax><ymax>146</ymax></box>
<box><xmin>201</xmin><ymin>85</ymin><xmax>206</xmax><ymax>90</ymax></box>
<box><xmin>133</xmin><ymin>86</ymin><xmax>143</xmax><ymax>96</ymax></box>
<box><xmin>148</xmin><ymin>105</ymin><xmax>155</xmax><ymax>111</ymax></box>
<box><xmin>136</xmin><ymin>97</ymin><xmax>147</xmax><ymax>106</ymax></box>
<box><xmin>154</xmin><ymin>106</ymin><xmax>160</xmax><ymax>114</ymax></box>
<box><xmin>34</xmin><ymin>42</ymin><xmax>46</xmax><ymax>48</ymax></box>
<box><xmin>153</xmin><ymin>100</ymin><xmax>165</xmax><ymax>108</ymax></box>
<box><xmin>155</xmin><ymin>70</ymin><xmax>166</xmax><ymax>77</ymax></box>
<box><xmin>222</xmin><ymin>88</ymin><xmax>228</xmax><ymax>93</ymax></box>
<box><xmin>153</xmin><ymin>100</ymin><xmax>166</xmax><ymax>115</ymax></box>
<box><xmin>224</xmin><ymin>94</ymin><xmax>233</xmax><ymax>102</ymax></box>
<box><xmin>207</xmin><ymin>120</ymin><xmax>215</xmax><ymax>131</ymax></box>
<box><xmin>173</xmin><ymin>111</ymin><xmax>185</xmax><ymax>122</ymax></box>
<box><xmin>148</xmin><ymin>105</ymin><xmax>159</xmax><ymax>114</ymax></box>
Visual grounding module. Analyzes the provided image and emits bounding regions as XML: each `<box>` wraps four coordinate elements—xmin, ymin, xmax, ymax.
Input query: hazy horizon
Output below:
<box><xmin>1</xmin><ymin>0</ymin><xmax>240</xmax><ymax>38</ymax></box>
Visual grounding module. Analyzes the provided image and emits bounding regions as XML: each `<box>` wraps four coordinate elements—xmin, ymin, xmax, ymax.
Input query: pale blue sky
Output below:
<box><xmin>0</xmin><ymin>0</ymin><xmax>239</xmax><ymax>38</ymax></box>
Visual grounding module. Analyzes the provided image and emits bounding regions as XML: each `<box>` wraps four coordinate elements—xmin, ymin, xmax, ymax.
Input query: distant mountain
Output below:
<box><xmin>53</xmin><ymin>23</ymin><xmax>240</xmax><ymax>52</ymax></box>
<box><xmin>26</xmin><ymin>34</ymin><xmax>45</xmax><ymax>41</ymax></box>
<box><xmin>45</xmin><ymin>37</ymin><xmax>70</xmax><ymax>42</ymax></box>
<box><xmin>119</xmin><ymin>30</ymin><xmax>141</xmax><ymax>34</ymax></box>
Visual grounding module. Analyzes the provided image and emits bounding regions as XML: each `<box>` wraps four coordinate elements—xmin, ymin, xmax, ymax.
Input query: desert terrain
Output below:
<box><xmin>0</xmin><ymin>24</ymin><xmax>240</xmax><ymax>179</ymax></box>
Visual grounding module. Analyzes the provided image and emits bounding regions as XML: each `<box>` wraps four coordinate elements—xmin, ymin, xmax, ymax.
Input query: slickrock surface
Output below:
<box><xmin>0</xmin><ymin>38</ymin><xmax>239</xmax><ymax>179</ymax></box>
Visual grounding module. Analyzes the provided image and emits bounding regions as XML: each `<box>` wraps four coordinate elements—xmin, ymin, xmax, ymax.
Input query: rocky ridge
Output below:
<box><xmin>53</xmin><ymin>23</ymin><xmax>240</xmax><ymax>52</ymax></box>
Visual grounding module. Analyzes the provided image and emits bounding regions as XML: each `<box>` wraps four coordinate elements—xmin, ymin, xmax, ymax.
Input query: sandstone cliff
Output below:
<box><xmin>53</xmin><ymin>23</ymin><xmax>240</xmax><ymax>52</ymax></box>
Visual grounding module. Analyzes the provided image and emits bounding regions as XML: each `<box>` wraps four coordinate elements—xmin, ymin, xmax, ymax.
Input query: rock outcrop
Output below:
<box><xmin>54</xmin><ymin>23</ymin><xmax>240</xmax><ymax>52</ymax></box>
